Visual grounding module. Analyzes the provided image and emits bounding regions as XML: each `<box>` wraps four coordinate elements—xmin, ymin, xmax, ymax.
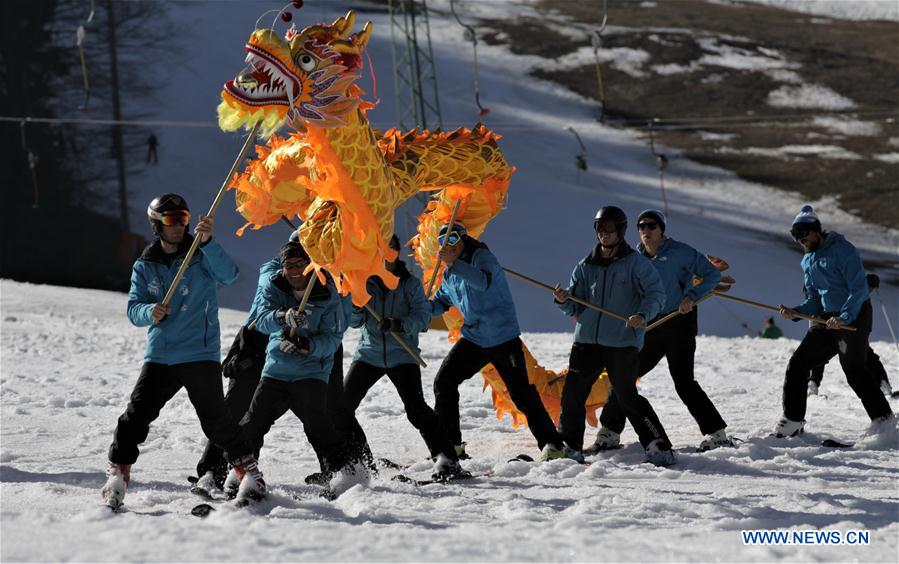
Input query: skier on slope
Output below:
<box><xmin>807</xmin><ymin>273</ymin><xmax>893</xmax><ymax>397</ymax></box>
<box><xmin>774</xmin><ymin>205</ymin><xmax>894</xmax><ymax>438</ymax></box>
<box><xmin>346</xmin><ymin>235</ymin><xmax>464</xmax><ymax>479</ymax></box>
<box><xmin>192</xmin><ymin>233</ymin><xmax>374</xmax><ymax>495</ymax></box>
<box><xmin>552</xmin><ymin>206</ymin><xmax>675</xmax><ymax>466</ymax></box>
<box><xmin>589</xmin><ymin>209</ymin><xmax>735</xmax><ymax>453</ymax></box>
<box><xmin>101</xmin><ymin>194</ymin><xmax>264</xmax><ymax>509</ymax></box>
<box><xmin>234</xmin><ymin>239</ymin><xmax>364</xmax><ymax>500</ymax></box>
<box><xmin>429</xmin><ymin>223</ymin><xmax>576</xmax><ymax>462</ymax></box>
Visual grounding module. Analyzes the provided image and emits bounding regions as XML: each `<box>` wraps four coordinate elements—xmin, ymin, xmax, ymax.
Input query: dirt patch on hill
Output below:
<box><xmin>477</xmin><ymin>0</ymin><xmax>898</xmax><ymax>229</ymax></box>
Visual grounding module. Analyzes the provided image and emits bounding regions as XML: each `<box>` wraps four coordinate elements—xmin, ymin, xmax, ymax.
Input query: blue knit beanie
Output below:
<box><xmin>792</xmin><ymin>205</ymin><xmax>821</xmax><ymax>231</ymax></box>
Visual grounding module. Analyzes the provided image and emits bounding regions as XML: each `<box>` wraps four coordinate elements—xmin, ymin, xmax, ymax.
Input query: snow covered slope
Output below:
<box><xmin>1</xmin><ymin>280</ymin><xmax>897</xmax><ymax>562</ymax></box>
<box><xmin>117</xmin><ymin>0</ymin><xmax>898</xmax><ymax>340</ymax></box>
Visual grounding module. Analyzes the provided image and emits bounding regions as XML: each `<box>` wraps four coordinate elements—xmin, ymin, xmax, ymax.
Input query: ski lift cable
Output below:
<box><xmin>449</xmin><ymin>0</ymin><xmax>489</xmax><ymax>116</ymax></box>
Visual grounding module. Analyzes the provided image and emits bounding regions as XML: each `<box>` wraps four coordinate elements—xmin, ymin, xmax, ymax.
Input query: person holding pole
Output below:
<box><xmin>774</xmin><ymin>205</ymin><xmax>894</xmax><ymax>438</ymax></box>
<box><xmin>590</xmin><ymin>209</ymin><xmax>733</xmax><ymax>453</ymax></box>
<box><xmin>552</xmin><ymin>206</ymin><xmax>675</xmax><ymax>466</ymax></box>
<box><xmin>345</xmin><ymin>235</ymin><xmax>464</xmax><ymax>478</ymax></box>
<box><xmin>237</xmin><ymin>239</ymin><xmax>364</xmax><ymax>497</ymax></box>
<box><xmin>102</xmin><ymin>193</ymin><xmax>264</xmax><ymax>509</ymax></box>
<box><xmin>429</xmin><ymin>223</ymin><xmax>574</xmax><ymax>462</ymax></box>
<box><xmin>807</xmin><ymin>273</ymin><xmax>893</xmax><ymax>397</ymax></box>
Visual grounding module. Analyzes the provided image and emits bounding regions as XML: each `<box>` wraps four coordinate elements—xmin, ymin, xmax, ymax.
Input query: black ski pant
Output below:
<box><xmin>238</xmin><ymin>377</ymin><xmax>349</xmax><ymax>472</ymax></box>
<box><xmin>196</xmin><ymin>344</ymin><xmax>371</xmax><ymax>476</ymax></box>
<box><xmin>325</xmin><ymin>348</ymin><xmax>374</xmax><ymax>469</ymax></box>
<box><xmin>433</xmin><ymin>337</ymin><xmax>563</xmax><ymax>450</ymax></box>
<box><xmin>109</xmin><ymin>361</ymin><xmax>252</xmax><ymax>466</ymax></box>
<box><xmin>562</xmin><ymin>343</ymin><xmax>670</xmax><ymax>451</ymax></box>
<box><xmin>784</xmin><ymin>300</ymin><xmax>891</xmax><ymax>421</ymax></box>
<box><xmin>809</xmin><ymin>346</ymin><xmax>889</xmax><ymax>387</ymax></box>
<box><xmin>345</xmin><ymin>360</ymin><xmax>454</xmax><ymax>459</ymax></box>
<box><xmin>599</xmin><ymin>319</ymin><xmax>727</xmax><ymax>436</ymax></box>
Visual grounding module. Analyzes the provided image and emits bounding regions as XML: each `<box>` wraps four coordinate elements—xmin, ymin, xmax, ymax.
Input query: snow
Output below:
<box><xmin>717</xmin><ymin>144</ymin><xmax>862</xmax><ymax>160</ymax></box>
<box><xmin>2</xmin><ymin>279</ymin><xmax>898</xmax><ymax>561</ymax></box>
<box><xmin>767</xmin><ymin>84</ymin><xmax>858</xmax><ymax>110</ymax></box>
<box><xmin>5</xmin><ymin>2</ymin><xmax>898</xmax><ymax>554</ymax></box>
<box><xmin>812</xmin><ymin>116</ymin><xmax>883</xmax><ymax>137</ymax></box>
<box><xmin>735</xmin><ymin>0</ymin><xmax>899</xmax><ymax>22</ymax></box>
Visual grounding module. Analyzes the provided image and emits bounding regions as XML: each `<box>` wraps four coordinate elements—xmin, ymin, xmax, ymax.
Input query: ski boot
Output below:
<box><xmin>645</xmin><ymin>439</ymin><xmax>676</xmax><ymax>467</ymax></box>
<box><xmin>101</xmin><ymin>462</ymin><xmax>131</xmax><ymax>510</ymax></box>
<box><xmin>232</xmin><ymin>455</ymin><xmax>266</xmax><ymax>506</ymax></box>
<box><xmin>453</xmin><ymin>442</ymin><xmax>471</xmax><ymax>460</ymax></box>
<box><xmin>772</xmin><ymin>416</ymin><xmax>805</xmax><ymax>438</ymax></box>
<box><xmin>539</xmin><ymin>443</ymin><xmax>585</xmax><ymax>463</ymax></box>
<box><xmin>807</xmin><ymin>381</ymin><xmax>819</xmax><ymax>397</ymax></box>
<box><xmin>223</xmin><ymin>467</ymin><xmax>240</xmax><ymax>500</ymax></box>
<box><xmin>586</xmin><ymin>427</ymin><xmax>621</xmax><ymax>455</ymax></box>
<box><xmin>698</xmin><ymin>428</ymin><xmax>736</xmax><ymax>452</ymax></box>
<box><xmin>431</xmin><ymin>453</ymin><xmax>466</xmax><ymax>481</ymax></box>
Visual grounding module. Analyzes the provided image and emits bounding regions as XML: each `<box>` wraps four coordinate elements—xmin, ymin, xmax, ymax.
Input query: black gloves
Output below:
<box><xmin>378</xmin><ymin>317</ymin><xmax>404</xmax><ymax>333</ymax></box>
<box><xmin>279</xmin><ymin>331</ymin><xmax>310</xmax><ymax>355</ymax></box>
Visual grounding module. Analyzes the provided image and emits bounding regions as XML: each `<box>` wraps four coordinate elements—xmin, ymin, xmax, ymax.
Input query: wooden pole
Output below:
<box><xmin>502</xmin><ymin>267</ymin><xmax>629</xmax><ymax>323</ymax></box>
<box><xmin>158</xmin><ymin>121</ymin><xmax>261</xmax><ymax>313</ymax></box>
<box><xmin>425</xmin><ymin>199</ymin><xmax>462</xmax><ymax>298</ymax></box>
<box><xmin>364</xmin><ymin>304</ymin><xmax>427</xmax><ymax>368</ymax></box>
<box><xmin>712</xmin><ymin>291</ymin><xmax>855</xmax><ymax>332</ymax></box>
<box><xmin>646</xmin><ymin>292</ymin><xmax>715</xmax><ymax>332</ymax></box>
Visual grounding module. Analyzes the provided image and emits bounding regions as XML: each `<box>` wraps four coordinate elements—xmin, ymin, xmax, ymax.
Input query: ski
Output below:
<box><xmin>821</xmin><ymin>439</ymin><xmax>854</xmax><ymax>448</ymax></box>
<box><xmin>377</xmin><ymin>457</ymin><xmax>412</xmax><ymax>471</ymax></box>
<box><xmin>507</xmin><ymin>454</ymin><xmax>534</xmax><ymax>463</ymax></box>
<box><xmin>583</xmin><ymin>444</ymin><xmax>623</xmax><ymax>456</ymax></box>
<box><xmin>391</xmin><ymin>469</ymin><xmax>494</xmax><ymax>487</ymax></box>
<box><xmin>191</xmin><ymin>503</ymin><xmax>216</xmax><ymax>517</ymax></box>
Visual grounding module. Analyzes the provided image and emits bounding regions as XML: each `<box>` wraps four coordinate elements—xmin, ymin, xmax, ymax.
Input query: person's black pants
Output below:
<box><xmin>323</xmin><ymin>347</ymin><xmax>373</xmax><ymax>468</ymax></box>
<box><xmin>599</xmin><ymin>316</ymin><xmax>726</xmax><ymax>437</ymax></box>
<box><xmin>433</xmin><ymin>337</ymin><xmax>562</xmax><ymax>450</ymax></box>
<box><xmin>563</xmin><ymin>343</ymin><xmax>671</xmax><ymax>451</ymax></box>
<box><xmin>809</xmin><ymin>346</ymin><xmax>889</xmax><ymax>387</ymax></box>
<box><xmin>238</xmin><ymin>377</ymin><xmax>348</xmax><ymax>471</ymax></box>
<box><xmin>784</xmin><ymin>300</ymin><xmax>891</xmax><ymax>421</ymax></box>
<box><xmin>345</xmin><ymin>360</ymin><xmax>453</xmax><ymax>459</ymax></box>
<box><xmin>109</xmin><ymin>361</ymin><xmax>251</xmax><ymax>465</ymax></box>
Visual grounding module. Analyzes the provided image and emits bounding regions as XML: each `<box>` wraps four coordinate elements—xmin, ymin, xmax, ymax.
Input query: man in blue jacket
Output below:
<box><xmin>553</xmin><ymin>206</ymin><xmax>674</xmax><ymax>466</ymax></box>
<box><xmin>775</xmin><ymin>205</ymin><xmax>893</xmax><ymax>437</ymax></box>
<box><xmin>347</xmin><ymin>235</ymin><xmax>462</xmax><ymax>477</ymax></box>
<box><xmin>430</xmin><ymin>224</ymin><xmax>571</xmax><ymax>461</ymax></box>
<box><xmin>102</xmin><ymin>194</ymin><xmax>263</xmax><ymax>509</ymax></box>
<box><xmin>590</xmin><ymin>209</ymin><xmax>732</xmax><ymax>453</ymax></box>
<box><xmin>237</xmin><ymin>240</ymin><xmax>357</xmax><ymax>496</ymax></box>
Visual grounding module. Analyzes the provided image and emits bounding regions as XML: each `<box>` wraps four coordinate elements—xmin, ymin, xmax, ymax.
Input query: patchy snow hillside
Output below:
<box><xmin>2</xmin><ymin>280</ymin><xmax>897</xmax><ymax>562</ymax></box>
<box><xmin>109</xmin><ymin>0</ymin><xmax>898</xmax><ymax>341</ymax></box>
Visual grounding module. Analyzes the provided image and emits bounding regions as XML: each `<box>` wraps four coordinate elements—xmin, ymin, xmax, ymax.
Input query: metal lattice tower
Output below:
<box><xmin>388</xmin><ymin>0</ymin><xmax>443</xmax><ymax>273</ymax></box>
<box><xmin>389</xmin><ymin>0</ymin><xmax>443</xmax><ymax>132</ymax></box>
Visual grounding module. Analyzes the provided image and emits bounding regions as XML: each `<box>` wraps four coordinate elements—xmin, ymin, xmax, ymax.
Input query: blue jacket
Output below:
<box><xmin>351</xmin><ymin>261</ymin><xmax>430</xmax><ymax>368</ymax></box>
<box><xmin>430</xmin><ymin>238</ymin><xmax>521</xmax><ymax>348</ymax></box>
<box><xmin>794</xmin><ymin>232</ymin><xmax>869</xmax><ymax>324</ymax></box>
<box><xmin>638</xmin><ymin>237</ymin><xmax>721</xmax><ymax>316</ymax></box>
<box><xmin>127</xmin><ymin>236</ymin><xmax>239</xmax><ymax>365</ymax></box>
<box><xmin>254</xmin><ymin>273</ymin><xmax>345</xmax><ymax>382</ymax></box>
<box><xmin>246</xmin><ymin>258</ymin><xmax>281</xmax><ymax>325</ymax></box>
<box><xmin>558</xmin><ymin>243</ymin><xmax>666</xmax><ymax>350</ymax></box>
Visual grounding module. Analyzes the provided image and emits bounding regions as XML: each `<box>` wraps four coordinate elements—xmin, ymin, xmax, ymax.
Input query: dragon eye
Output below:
<box><xmin>297</xmin><ymin>53</ymin><xmax>315</xmax><ymax>72</ymax></box>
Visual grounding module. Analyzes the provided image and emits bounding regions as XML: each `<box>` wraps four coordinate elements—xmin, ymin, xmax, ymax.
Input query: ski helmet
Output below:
<box><xmin>147</xmin><ymin>193</ymin><xmax>190</xmax><ymax>236</ymax></box>
<box><xmin>594</xmin><ymin>206</ymin><xmax>628</xmax><ymax>240</ymax></box>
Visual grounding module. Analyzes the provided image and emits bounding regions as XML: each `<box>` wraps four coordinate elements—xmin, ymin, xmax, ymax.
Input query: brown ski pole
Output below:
<box><xmin>425</xmin><ymin>199</ymin><xmax>462</xmax><ymax>299</ymax></box>
<box><xmin>157</xmin><ymin>121</ymin><xmax>262</xmax><ymax>318</ymax></box>
<box><xmin>502</xmin><ymin>267</ymin><xmax>629</xmax><ymax>323</ymax></box>
<box><xmin>712</xmin><ymin>291</ymin><xmax>855</xmax><ymax>332</ymax></box>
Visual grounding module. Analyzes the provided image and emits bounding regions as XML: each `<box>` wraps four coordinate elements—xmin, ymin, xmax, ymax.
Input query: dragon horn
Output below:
<box><xmin>329</xmin><ymin>22</ymin><xmax>372</xmax><ymax>55</ymax></box>
<box><xmin>331</xmin><ymin>10</ymin><xmax>356</xmax><ymax>39</ymax></box>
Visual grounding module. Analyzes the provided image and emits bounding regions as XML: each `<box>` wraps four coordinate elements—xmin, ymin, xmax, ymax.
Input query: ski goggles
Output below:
<box><xmin>594</xmin><ymin>220</ymin><xmax>618</xmax><ymax>234</ymax></box>
<box><xmin>149</xmin><ymin>209</ymin><xmax>191</xmax><ymax>226</ymax></box>
<box><xmin>282</xmin><ymin>257</ymin><xmax>310</xmax><ymax>271</ymax></box>
<box><xmin>438</xmin><ymin>231</ymin><xmax>463</xmax><ymax>247</ymax></box>
<box><xmin>637</xmin><ymin>221</ymin><xmax>659</xmax><ymax>231</ymax></box>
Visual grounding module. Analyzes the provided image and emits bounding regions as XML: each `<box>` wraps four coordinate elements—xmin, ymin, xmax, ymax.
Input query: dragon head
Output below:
<box><xmin>218</xmin><ymin>10</ymin><xmax>372</xmax><ymax>137</ymax></box>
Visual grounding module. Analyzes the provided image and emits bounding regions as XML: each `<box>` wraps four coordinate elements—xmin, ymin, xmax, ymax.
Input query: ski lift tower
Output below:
<box><xmin>389</xmin><ymin>0</ymin><xmax>443</xmax><ymax>273</ymax></box>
